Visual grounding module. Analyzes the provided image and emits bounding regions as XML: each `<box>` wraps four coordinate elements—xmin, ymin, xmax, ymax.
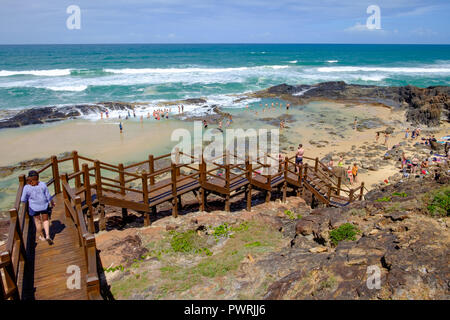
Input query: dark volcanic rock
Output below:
<box><xmin>252</xmin><ymin>82</ymin><xmax>450</xmax><ymax>127</ymax></box>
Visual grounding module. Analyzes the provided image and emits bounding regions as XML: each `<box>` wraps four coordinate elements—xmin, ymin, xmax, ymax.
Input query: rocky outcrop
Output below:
<box><xmin>99</xmin><ymin>166</ymin><xmax>448</xmax><ymax>300</ymax></box>
<box><xmin>250</xmin><ymin>82</ymin><xmax>450</xmax><ymax>127</ymax></box>
<box><xmin>0</xmin><ymin>98</ymin><xmax>209</xmax><ymax>130</ymax></box>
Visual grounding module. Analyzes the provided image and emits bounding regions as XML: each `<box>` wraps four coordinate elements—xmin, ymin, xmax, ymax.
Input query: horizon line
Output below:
<box><xmin>1</xmin><ymin>42</ymin><xmax>450</xmax><ymax>46</ymax></box>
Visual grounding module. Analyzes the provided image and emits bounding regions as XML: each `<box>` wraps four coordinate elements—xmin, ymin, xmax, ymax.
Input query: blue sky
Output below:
<box><xmin>0</xmin><ymin>0</ymin><xmax>449</xmax><ymax>44</ymax></box>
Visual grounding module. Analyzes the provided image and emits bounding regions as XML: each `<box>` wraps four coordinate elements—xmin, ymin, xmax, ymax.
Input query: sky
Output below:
<box><xmin>0</xmin><ymin>0</ymin><xmax>449</xmax><ymax>44</ymax></box>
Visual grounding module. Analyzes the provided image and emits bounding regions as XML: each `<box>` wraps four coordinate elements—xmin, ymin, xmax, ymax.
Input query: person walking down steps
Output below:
<box><xmin>21</xmin><ymin>170</ymin><xmax>55</xmax><ymax>245</ymax></box>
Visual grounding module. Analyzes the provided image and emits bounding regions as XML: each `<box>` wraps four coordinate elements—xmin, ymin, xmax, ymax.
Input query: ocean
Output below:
<box><xmin>0</xmin><ymin>44</ymin><xmax>450</xmax><ymax>115</ymax></box>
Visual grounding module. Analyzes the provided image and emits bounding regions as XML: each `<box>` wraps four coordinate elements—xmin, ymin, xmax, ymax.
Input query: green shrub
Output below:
<box><xmin>212</xmin><ymin>223</ymin><xmax>231</xmax><ymax>239</ymax></box>
<box><xmin>376</xmin><ymin>196</ymin><xmax>391</xmax><ymax>202</ymax></box>
<box><xmin>170</xmin><ymin>230</ymin><xmax>197</xmax><ymax>253</ymax></box>
<box><xmin>392</xmin><ymin>192</ymin><xmax>407</xmax><ymax>198</ymax></box>
<box><xmin>426</xmin><ymin>187</ymin><xmax>450</xmax><ymax>217</ymax></box>
<box><xmin>329</xmin><ymin>223</ymin><xmax>359</xmax><ymax>246</ymax></box>
<box><xmin>284</xmin><ymin>210</ymin><xmax>302</xmax><ymax>220</ymax></box>
<box><xmin>244</xmin><ymin>241</ymin><xmax>262</xmax><ymax>248</ymax></box>
<box><xmin>169</xmin><ymin>230</ymin><xmax>211</xmax><ymax>255</ymax></box>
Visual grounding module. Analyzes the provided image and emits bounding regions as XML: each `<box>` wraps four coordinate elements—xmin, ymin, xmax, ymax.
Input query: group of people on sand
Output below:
<box><xmin>400</xmin><ymin>151</ymin><xmax>433</xmax><ymax>176</ymax></box>
<box><xmin>214</xmin><ymin>115</ymin><xmax>233</xmax><ymax>130</ymax></box>
<box><xmin>404</xmin><ymin>127</ymin><xmax>421</xmax><ymax>140</ymax></box>
<box><xmin>252</xmin><ymin>101</ymin><xmax>290</xmax><ymax>116</ymax></box>
<box><xmin>375</xmin><ymin>131</ymin><xmax>391</xmax><ymax>147</ymax></box>
<box><xmin>330</xmin><ymin>155</ymin><xmax>358</xmax><ymax>185</ymax></box>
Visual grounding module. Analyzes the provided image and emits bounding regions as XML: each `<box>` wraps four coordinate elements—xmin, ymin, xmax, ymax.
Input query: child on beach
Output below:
<box><xmin>21</xmin><ymin>171</ymin><xmax>55</xmax><ymax>244</ymax></box>
<box><xmin>347</xmin><ymin>166</ymin><xmax>353</xmax><ymax>184</ymax></box>
<box><xmin>119</xmin><ymin>122</ymin><xmax>123</xmax><ymax>133</ymax></box>
<box><xmin>405</xmin><ymin>128</ymin><xmax>410</xmax><ymax>139</ymax></box>
<box><xmin>375</xmin><ymin>132</ymin><xmax>380</xmax><ymax>143</ymax></box>
<box><xmin>352</xmin><ymin>163</ymin><xmax>358</xmax><ymax>183</ymax></box>
<box><xmin>401</xmin><ymin>152</ymin><xmax>407</xmax><ymax>169</ymax></box>
<box><xmin>327</xmin><ymin>158</ymin><xmax>334</xmax><ymax>171</ymax></box>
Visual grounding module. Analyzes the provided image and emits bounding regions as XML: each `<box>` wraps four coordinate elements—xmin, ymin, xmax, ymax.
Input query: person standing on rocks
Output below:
<box><xmin>375</xmin><ymin>131</ymin><xmax>380</xmax><ymax>143</ymax></box>
<box><xmin>384</xmin><ymin>132</ymin><xmax>390</xmax><ymax>147</ymax></box>
<box><xmin>353</xmin><ymin>117</ymin><xmax>357</xmax><ymax>130</ymax></box>
<box><xmin>405</xmin><ymin>128</ymin><xmax>410</xmax><ymax>139</ymax></box>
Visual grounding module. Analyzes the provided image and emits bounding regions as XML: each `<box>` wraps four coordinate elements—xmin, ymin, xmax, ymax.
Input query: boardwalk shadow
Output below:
<box><xmin>49</xmin><ymin>220</ymin><xmax>65</xmax><ymax>240</ymax></box>
<box><xmin>21</xmin><ymin>219</ymin><xmax>66</xmax><ymax>300</ymax></box>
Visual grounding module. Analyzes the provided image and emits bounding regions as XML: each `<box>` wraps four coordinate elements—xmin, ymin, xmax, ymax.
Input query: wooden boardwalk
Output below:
<box><xmin>1</xmin><ymin>149</ymin><xmax>365</xmax><ymax>300</ymax></box>
<box><xmin>21</xmin><ymin>194</ymin><xmax>88</xmax><ymax>300</ymax></box>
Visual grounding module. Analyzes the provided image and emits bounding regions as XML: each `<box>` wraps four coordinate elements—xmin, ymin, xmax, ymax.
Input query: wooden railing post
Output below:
<box><xmin>175</xmin><ymin>147</ymin><xmax>181</xmax><ymax>176</ymax></box>
<box><xmin>327</xmin><ymin>184</ymin><xmax>332</xmax><ymax>205</ymax></box>
<box><xmin>148</xmin><ymin>155</ymin><xmax>155</xmax><ymax>186</ymax></box>
<box><xmin>245</xmin><ymin>159</ymin><xmax>252</xmax><ymax>211</ymax></box>
<box><xmin>171</xmin><ymin>163</ymin><xmax>178</xmax><ymax>218</ymax></box>
<box><xmin>118</xmin><ymin>163</ymin><xmax>125</xmax><ymax>195</ymax></box>
<box><xmin>0</xmin><ymin>252</ymin><xmax>19</xmax><ymax>300</ymax></box>
<box><xmin>349</xmin><ymin>189</ymin><xmax>354</xmax><ymax>203</ymax></box>
<box><xmin>51</xmin><ymin>155</ymin><xmax>61</xmax><ymax>194</ymax></box>
<box><xmin>199</xmin><ymin>154</ymin><xmax>206</xmax><ymax>212</ymax></box>
<box><xmin>0</xmin><ymin>267</ymin><xmax>5</xmax><ymax>299</ymax></box>
<box><xmin>359</xmin><ymin>182</ymin><xmax>365</xmax><ymax>201</ymax></box>
<box><xmin>141</xmin><ymin>171</ymin><xmax>150</xmax><ymax>226</ymax></box>
<box><xmin>72</xmin><ymin>151</ymin><xmax>81</xmax><ymax>188</ymax></box>
<box><xmin>9</xmin><ymin>208</ymin><xmax>26</xmax><ymax>262</ymax></box>
<box><xmin>94</xmin><ymin>161</ymin><xmax>102</xmax><ymax>199</ymax></box>
<box><xmin>74</xmin><ymin>197</ymin><xmax>84</xmax><ymax>247</ymax></box>
<box><xmin>82</xmin><ymin>164</ymin><xmax>95</xmax><ymax>234</ymax></box>
<box><xmin>61</xmin><ymin>174</ymin><xmax>71</xmax><ymax>219</ymax></box>
<box><xmin>337</xmin><ymin>177</ymin><xmax>342</xmax><ymax>196</ymax></box>
<box><xmin>225</xmin><ymin>164</ymin><xmax>230</xmax><ymax>190</ymax></box>
<box><xmin>315</xmin><ymin>157</ymin><xmax>319</xmax><ymax>172</ymax></box>
<box><xmin>84</xmin><ymin>234</ymin><xmax>101</xmax><ymax>299</ymax></box>
<box><xmin>302</xmin><ymin>164</ymin><xmax>308</xmax><ymax>196</ymax></box>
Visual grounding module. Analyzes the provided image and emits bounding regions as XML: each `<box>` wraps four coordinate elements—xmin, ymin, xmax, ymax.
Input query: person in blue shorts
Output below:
<box><xmin>21</xmin><ymin>170</ymin><xmax>55</xmax><ymax>244</ymax></box>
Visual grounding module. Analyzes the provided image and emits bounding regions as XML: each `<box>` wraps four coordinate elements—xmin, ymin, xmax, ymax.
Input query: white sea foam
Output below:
<box><xmin>288</xmin><ymin>60</ymin><xmax>298</xmax><ymax>64</ymax></box>
<box><xmin>0</xmin><ymin>69</ymin><xmax>72</xmax><ymax>77</ymax></box>
<box><xmin>326</xmin><ymin>60</ymin><xmax>338</xmax><ymax>63</ymax></box>
<box><xmin>292</xmin><ymin>88</ymin><xmax>313</xmax><ymax>96</ymax></box>
<box><xmin>104</xmin><ymin>65</ymin><xmax>288</xmax><ymax>74</ymax></box>
<box><xmin>317</xmin><ymin>66</ymin><xmax>450</xmax><ymax>73</ymax></box>
<box><xmin>46</xmin><ymin>85</ymin><xmax>88</xmax><ymax>92</ymax></box>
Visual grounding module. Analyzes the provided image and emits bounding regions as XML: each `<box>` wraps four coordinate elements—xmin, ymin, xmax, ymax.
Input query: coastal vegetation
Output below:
<box><xmin>329</xmin><ymin>223</ymin><xmax>359</xmax><ymax>246</ymax></box>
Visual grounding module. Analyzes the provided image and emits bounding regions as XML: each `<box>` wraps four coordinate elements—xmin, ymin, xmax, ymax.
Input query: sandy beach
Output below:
<box><xmin>1</xmin><ymin>98</ymin><xmax>448</xmax><ymax>217</ymax></box>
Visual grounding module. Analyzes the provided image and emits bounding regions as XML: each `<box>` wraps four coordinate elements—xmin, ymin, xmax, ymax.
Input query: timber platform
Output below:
<box><xmin>1</xmin><ymin>149</ymin><xmax>365</xmax><ymax>300</ymax></box>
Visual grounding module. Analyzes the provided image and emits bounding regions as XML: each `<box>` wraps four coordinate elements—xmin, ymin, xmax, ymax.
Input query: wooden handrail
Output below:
<box><xmin>61</xmin><ymin>175</ymin><xmax>101</xmax><ymax>300</ymax></box>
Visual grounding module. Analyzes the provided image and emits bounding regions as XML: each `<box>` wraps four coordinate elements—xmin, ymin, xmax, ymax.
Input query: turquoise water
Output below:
<box><xmin>0</xmin><ymin>44</ymin><xmax>449</xmax><ymax>112</ymax></box>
